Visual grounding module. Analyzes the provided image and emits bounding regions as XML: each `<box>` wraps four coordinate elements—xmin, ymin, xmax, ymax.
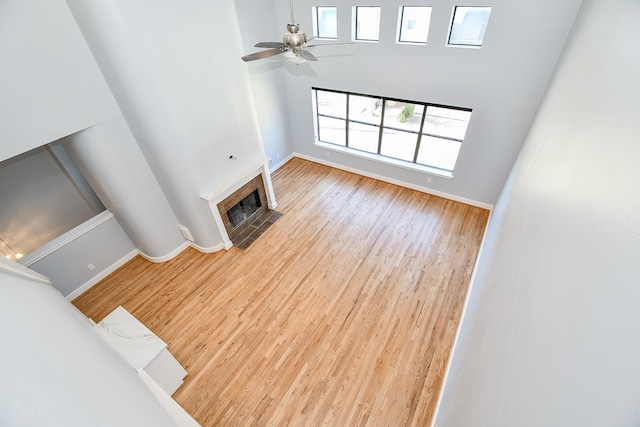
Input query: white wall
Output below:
<box><xmin>235</xmin><ymin>0</ymin><xmax>295</xmax><ymax>170</ymax></box>
<box><xmin>0</xmin><ymin>267</ymin><xmax>177</xmax><ymax>426</ymax></box>
<box><xmin>244</xmin><ymin>0</ymin><xmax>582</xmax><ymax>206</ymax></box>
<box><xmin>63</xmin><ymin>118</ymin><xmax>185</xmax><ymax>260</ymax></box>
<box><xmin>0</xmin><ymin>0</ymin><xmax>119</xmax><ymax>162</ymax></box>
<box><xmin>433</xmin><ymin>0</ymin><xmax>640</xmax><ymax>424</ymax></box>
<box><xmin>66</xmin><ymin>0</ymin><xmax>268</xmax><ymax>250</ymax></box>
<box><xmin>23</xmin><ymin>212</ymin><xmax>137</xmax><ymax>298</ymax></box>
<box><xmin>1</xmin><ymin>0</ymin><xmax>185</xmax><ymax>293</ymax></box>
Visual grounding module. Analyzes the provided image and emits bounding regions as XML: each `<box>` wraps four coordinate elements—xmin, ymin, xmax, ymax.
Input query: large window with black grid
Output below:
<box><xmin>312</xmin><ymin>88</ymin><xmax>472</xmax><ymax>174</ymax></box>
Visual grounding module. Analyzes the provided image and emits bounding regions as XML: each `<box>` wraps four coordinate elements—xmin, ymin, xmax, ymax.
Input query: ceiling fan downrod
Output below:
<box><xmin>290</xmin><ymin>0</ymin><xmax>295</xmax><ymax>24</ymax></box>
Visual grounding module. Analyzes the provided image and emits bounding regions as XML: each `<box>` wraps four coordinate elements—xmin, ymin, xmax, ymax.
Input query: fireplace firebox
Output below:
<box><xmin>213</xmin><ymin>171</ymin><xmax>281</xmax><ymax>250</ymax></box>
<box><xmin>227</xmin><ymin>189</ymin><xmax>262</xmax><ymax>228</ymax></box>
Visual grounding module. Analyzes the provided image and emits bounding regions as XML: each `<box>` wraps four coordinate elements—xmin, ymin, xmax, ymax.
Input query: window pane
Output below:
<box><xmin>317</xmin><ymin>90</ymin><xmax>346</xmax><ymax>118</ymax></box>
<box><xmin>380</xmin><ymin>129</ymin><xmax>418</xmax><ymax>162</ymax></box>
<box><xmin>416</xmin><ymin>135</ymin><xmax>461</xmax><ymax>171</ymax></box>
<box><xmin>349</xmin><ymin>95</ymin><xmax>382</xmax><ymax>125</ymax></box>
<box><xmin>317</xmin><ymin>7</ymin><xmax>337</xmax><ymax>39</ymax></box>
<box><xmin>356</xmin><ymin>7</ymin><xmax>381</xmax><ymax>41</ymax></box>
<box><xmin>348</xmin><ymin>122</ymin><xmax>379</xmax><ymax>153</ymax></box>
<box><xmin>318</xmin><ymin>116</ymin><xmax>346</xmax><ymax>146</ymax></box>
<box><xmin>398</xmin><ymin>6</ymin><xmax>432</xmax><ymax>44</ymax></box>
<box><xmin>383</xmin><ymin>101</ymin><xmax>424</xmax><ymax>133</ymax></box>
<box><xmin>448</xmin><ymin>6</ymin><xmax>491</xmax><ymax>46</ymax></box>
<box><xmin>423</xmin><ymin>107</ymin><xmax>471</xmax><ymax>140</ymax></box>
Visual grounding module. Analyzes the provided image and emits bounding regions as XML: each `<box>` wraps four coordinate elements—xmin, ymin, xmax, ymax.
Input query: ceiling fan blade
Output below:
<box><xmin>255</xmin><ymin>42</ymin><xmax>287</xmax><ymax>48</ymax></box>
<box><xmin>297</xmin><ymin>49</ymin><xmax>318</xmax><ymax>61</ymax></box>
<box><xmin>241</xmin><ymin>47</ymin><xmax>287</xmax><ymax>62</ymax></box>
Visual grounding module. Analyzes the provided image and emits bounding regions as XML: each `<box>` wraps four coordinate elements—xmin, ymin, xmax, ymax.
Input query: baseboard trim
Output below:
<box><xmin>66</xmin><ymin>249</ymin><xmax>139</xmax><ymax>301</ymax></box>
<box><xmin>67</xmin><ymin>240</ymin><xmax>233</xmax><ymax>300</ymax></box>
<box><xmin>138</xmin><ymin>242</ymin><xmax>191</xmax><ymax>263</ymax></box>
<box><xmin>270</xmin><ymin>153</ymin><xmax>296</xmax><ymax>172</ymax></box>
<box><xmin>189</xmin><ymin>241</ymin><xmax>231</xmax><ymax>253</ymax></box>
<box><xmin>293</xmin><ymin>153</ymin><xmax>493</xmax><ymax>210</ymax></box>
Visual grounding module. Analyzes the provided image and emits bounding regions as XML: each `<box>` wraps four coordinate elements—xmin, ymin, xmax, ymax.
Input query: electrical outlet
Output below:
<box><xmin>87</xmin><ymin>263</ymin><xmax>95</xmax><ymax>271</ymax></box>
<box><xmin>427</xmin><ymin>177</ymin><xmax>432</xmax><ymax>183</ymax></box>
<box><xmin>326</xmin><ymin>151</ymin><xmax>330</xmax><ymax>157</ymax></box>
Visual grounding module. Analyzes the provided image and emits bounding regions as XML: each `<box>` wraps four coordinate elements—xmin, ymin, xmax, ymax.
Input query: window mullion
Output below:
<box><xmin>345</xmin><ymin>94</ymin><xmax>350</xmax><ymax>147</ymax></box>
<box><xmin>315</xmin><ymin>90</ymin><xmax>321</xmax><ymax>141</ymax></box>
<box><xmin>377</xmin><ymin>99</ymin><xmax>386</xmax><ymax>154</ymax></box>
<box><xmin>413</xmin><ymin>104</ymin><xmax>427</xmax><ymax>163</ymax></box>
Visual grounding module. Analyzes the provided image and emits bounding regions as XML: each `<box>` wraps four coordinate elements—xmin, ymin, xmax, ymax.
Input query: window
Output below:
<box><xmin>313</xmin><ymin>6</ymin><xmax>337</xmax><ymax>39</ymax></box>
<box><xmin>448</xmin><ymin>6</ymin><xmax>491</xmax><ymax>47</ymax></box>
<box><xmin>354</xmin><ymin>6</ymin><xmax>381</xmax><ymax>41</ymax></box>
<box><xmin>312</xmin><ymin>88</ymin><xmax>472</xmax><ymax>175</ymax></box>
<box><xmin>398</xmin><ymin>6</ymin><xmax>432</xmax><ymax>44</ymax></box>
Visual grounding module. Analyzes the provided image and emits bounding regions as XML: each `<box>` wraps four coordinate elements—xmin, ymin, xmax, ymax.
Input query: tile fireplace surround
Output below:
<box><xmin>202</xmin><ymin>157</ymin><xmax>277</xmax><ymax>249</ymax></box>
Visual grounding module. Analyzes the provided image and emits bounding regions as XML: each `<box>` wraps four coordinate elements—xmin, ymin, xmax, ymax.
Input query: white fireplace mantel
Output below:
<box><xmin>201</xmin><ymin>156</ymin><xmax>277</xmax><ymax>249</ymax></box>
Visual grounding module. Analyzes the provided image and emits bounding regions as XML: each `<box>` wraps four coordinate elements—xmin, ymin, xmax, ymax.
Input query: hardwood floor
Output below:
<box><xmin>73</xmin><ymin>158</ymin><xmax>489</xmax><ymax>426</ymax></box>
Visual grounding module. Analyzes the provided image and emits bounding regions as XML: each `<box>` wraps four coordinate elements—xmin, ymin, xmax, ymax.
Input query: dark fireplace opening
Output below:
<box><xmin>227</xmin><ymin>189</ymin><xmax>262</xmax><ymax>229</ymax></box>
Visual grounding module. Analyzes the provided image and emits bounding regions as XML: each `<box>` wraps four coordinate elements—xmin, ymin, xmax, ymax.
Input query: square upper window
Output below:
<box><xmin>314</xmin><ymin>6</ymin><xmax>337</xmax><ymax>39</ymax></box>
<box><xmin>448</xmin><ymin>6</ymin><xmax>491</xmax><ymax>47</ymax></box>
<box><xmin>355</xmin><ymin>6</ymin><xmax>381</xmax><ymax>41</ymax></box>
<box><xmin>398</xmin><ymin>6</ymin><xmax>432</xmax><ymax>44</ymax></box>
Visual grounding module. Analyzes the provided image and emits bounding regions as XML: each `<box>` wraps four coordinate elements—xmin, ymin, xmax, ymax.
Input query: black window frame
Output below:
<box><xmin>447</xmin><ymin>6</ymin><xmax>492</xmax><ymax>47</ymax></box>
<box><xmin>314</xmin><ymin>6</ymin><xmax>338</xmax><ymax>40</ymax></box>
<box><xmin>397</xmin><ymin>6</ymin><xmax>432</xmax><ymax>44</ymax></box>
<box><xmin>312</xmin><ymin>87</ymin><xmax>472</xmax><ymax>173</ymax></box>
<box><xmin>354</xmin><ymin>6</ymin><xmax>382</xmax><ymax>42</ymax></box>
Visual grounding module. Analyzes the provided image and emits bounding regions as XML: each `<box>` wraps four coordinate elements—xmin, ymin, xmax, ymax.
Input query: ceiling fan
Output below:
<box><xmin>241</xmin><ymin>0</ymin><xmax>345</xmax><ymax>64</ymax></box>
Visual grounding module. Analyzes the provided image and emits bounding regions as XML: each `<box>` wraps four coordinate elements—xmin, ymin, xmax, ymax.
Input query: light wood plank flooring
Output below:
<box><xmin>73</xmin><ymin>158</ymin><xmax>489</xmax><ymax>426</ymax></box>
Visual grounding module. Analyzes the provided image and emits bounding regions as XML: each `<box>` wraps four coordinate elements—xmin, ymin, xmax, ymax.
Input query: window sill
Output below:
<box><xmin>396</xmin><ymin>41</ymin><xmax>427</xmax><ymax>46</ymax></box>
<box><xmin>314</xmin><ymin>141</ymin><xmax>454</xmax><ymax>179</ymax></box>
<box><xmin>446</xmin><ymin>43</ymin><xmax>482</xmax><ymax>49</ymax></box>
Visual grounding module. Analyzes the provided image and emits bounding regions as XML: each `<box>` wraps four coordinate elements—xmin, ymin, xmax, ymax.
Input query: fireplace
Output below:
<box><xmin>227</xmin><ymin>189</ymin><xmax>262</xmax><ymax>228</ymax></box>
<box><xmin>202</xmin><ymin>157</ymin><xmax>280</xmax><ymax>251</ymax></box>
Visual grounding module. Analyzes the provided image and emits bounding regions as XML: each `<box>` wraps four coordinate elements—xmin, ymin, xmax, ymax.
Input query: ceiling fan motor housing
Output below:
<box><xmin>284</xmin><ymin>24</ymin><xmax>307</xmax><ymax>48</ymax></box>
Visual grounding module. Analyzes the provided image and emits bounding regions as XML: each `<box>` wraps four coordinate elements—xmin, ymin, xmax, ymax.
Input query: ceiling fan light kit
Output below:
<box><xmin>241</xmin><ymin>0</ymin><xmax>345</xmax><ymax>64</ymax></box>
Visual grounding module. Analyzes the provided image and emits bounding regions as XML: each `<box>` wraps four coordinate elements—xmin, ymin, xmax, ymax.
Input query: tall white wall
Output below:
<box><xmin>433</xmin><ymin>0</ymin><xmax>640</xmax><ymax>425</ymax></box>
<box><xmin>63</xmin><ymin>118</ymin><xmax>184</xmax><ymax>260</ymax></box>
<box><xmin>254</xmin><ymin>0</ymin><xmax>582</xmax><ymax>206</ymax></box>
<box><xmin>0</xmin><ymin>0</ymin><xmax>118</xmax><ymax>162</ymax></box>
<box><xmin>0</xmin><ymin>266</ymin><xmax>176</xmax><ymax>426</ymax></box>
<box><xmin>66</xmin><ymin>0</ymin><xmax>268</xmax><ymax>250</ymax></box>
<box><xmin>1</xmin><ymin>0</ymin><xmax>185</xmax><ymax>291</ymax></box>
<box><xmin>235</xmin><ymin>0</ymin><xmax>294</xmax><ymax>170</ymax></box>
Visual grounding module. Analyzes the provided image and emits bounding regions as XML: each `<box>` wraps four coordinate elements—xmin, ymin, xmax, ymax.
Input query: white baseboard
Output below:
<box><xmin>67</xmin><ymin>241</ymin><xmax>231</xmax><ymax>300</ymax></box>
<box><xmin>293</xmin><ymin>153</ymin><xmax>493</xmax><ymax>210</ymax></box>
<box><xmin>138</xmin><ymin>242</ymin><xmax>191</xmax><ymax>263</ymax></box>
<box><xmin>66</xmin><ymin>249</ymin><xmax>139</xmax><ymax>301</ymax></box>
<box><xmin>136</xmin><ymin>240</ymin><xmax>231</xmax><ymax>262</ymax></box>
<box><xmin>188</xmin><ymin>241</ymin><xmax>231</xmax><ymax>253</ymax></box>
<box><xmin>269</xmin><ymin>153</ymin><xmax>296</xmax><ymax>172</ymax></box>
